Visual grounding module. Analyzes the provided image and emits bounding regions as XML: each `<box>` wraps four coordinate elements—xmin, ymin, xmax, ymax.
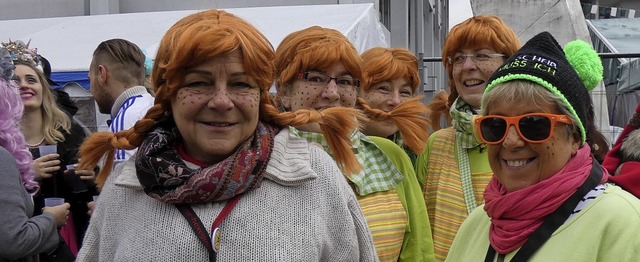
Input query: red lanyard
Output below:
<box><xmin>176</xmin><ymin>196</ymin><xmax>241</xmax><ymax>262</ymax></box>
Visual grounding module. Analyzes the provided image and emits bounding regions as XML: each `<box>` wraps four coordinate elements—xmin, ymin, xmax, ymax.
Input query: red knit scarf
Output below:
<box><xmin>483</xmin><ymin>145</ymin><xmax>607</xmax><ymax>254</ymax></box>
<box><xmin>135</xmin><ymin>120</ymin><xmax>278</xmax><ymax>204</ymax></box>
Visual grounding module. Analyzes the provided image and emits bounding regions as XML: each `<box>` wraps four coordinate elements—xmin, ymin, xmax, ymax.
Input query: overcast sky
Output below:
<box><xmin>449</xmin><ymin>0</ymin><xmax>474</xmax><ymax>30</ymax></box>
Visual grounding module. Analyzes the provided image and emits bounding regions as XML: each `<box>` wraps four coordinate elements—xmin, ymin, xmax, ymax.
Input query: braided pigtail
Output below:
<box><xmin>263</xmin><ymin>101</ymin><xmax>364</xmax><ymax>174</ymax></box>
<box><xmin>78</xmin><ymin>102</ymin><xmax>166</xmax><ymax>188</ymax></box>
<box><xmin>358</xmin><ymin>96</ymin><xmax>430</xmax><ymax>154</ymax></box>
<box><xmin>316</xmin><ymin>107</ymin><xmax>366</xmax><ymax>175</ymax></box>
<box><xmin>427</xmin><ymin>91</ymin><xmax>452</xmax><ymax>131</ymax></box>
<box><xmin>357</xmin><ymin>97</ymin><xmax>391</xmax><ymax>121</ymax></box>
<box><xmin>389</xmin><ymin>96</ymin><xmax>430</xmax><ymax>154</ymax></box>
<box><xmin>77</xmin><ymin>132</ymin><xmax>118</xmax><ymax>188</ymax></box>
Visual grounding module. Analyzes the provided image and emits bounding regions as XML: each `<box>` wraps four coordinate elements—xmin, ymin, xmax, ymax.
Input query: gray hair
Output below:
<box><xmin>481</xmin><ymin>80</ymin><xmax>579</xmax><ymax>139</ymax></box>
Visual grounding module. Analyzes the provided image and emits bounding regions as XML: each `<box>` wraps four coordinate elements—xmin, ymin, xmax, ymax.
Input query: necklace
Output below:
<box><xmin>25</xmin><ymin>137</ymin><xmax>45</xmax><ymax>147</ymax></box>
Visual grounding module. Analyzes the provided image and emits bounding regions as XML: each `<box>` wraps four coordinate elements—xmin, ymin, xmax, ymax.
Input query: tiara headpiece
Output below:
<box><xmin>1</xmin><ymin>40</ymin><xmax>41</xmax><ymax>68</ymax></box>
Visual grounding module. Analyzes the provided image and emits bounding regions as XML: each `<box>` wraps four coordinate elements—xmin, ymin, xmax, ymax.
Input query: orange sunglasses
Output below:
<box><xmin>473</xmin><ymin>113</ymin><xmax>573</xmax><ymax>144</ymax></box>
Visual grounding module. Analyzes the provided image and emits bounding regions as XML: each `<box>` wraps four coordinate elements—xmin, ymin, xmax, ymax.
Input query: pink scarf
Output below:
<box><xmin>484</xmin><ymin>144</ymin><xmax>607</xmax><ymax>254</ymax></box>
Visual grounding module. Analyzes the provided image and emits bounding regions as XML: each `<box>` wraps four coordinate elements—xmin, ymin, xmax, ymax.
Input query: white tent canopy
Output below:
<box><xmin>0</xmin><ymin>3</ymin><xmax>388</xmax><ymax>132</ymax></box>
<box><xmin>0</xmin><ymin>3</ymin><xmax>389</xmax><ymax>88</ymax></box>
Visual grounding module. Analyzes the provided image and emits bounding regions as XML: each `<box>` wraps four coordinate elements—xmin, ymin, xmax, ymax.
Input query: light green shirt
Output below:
<box><xmin>446</xmin><ymin>185</ymin><xmax>640</xmax><ymax>262</ymax></box>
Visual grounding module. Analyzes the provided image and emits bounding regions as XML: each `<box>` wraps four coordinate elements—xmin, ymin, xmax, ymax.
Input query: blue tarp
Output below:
<box><xmin>51</xmin><ymin>71</ymin><xmax>90</xmax><ymax>90</ymax></box>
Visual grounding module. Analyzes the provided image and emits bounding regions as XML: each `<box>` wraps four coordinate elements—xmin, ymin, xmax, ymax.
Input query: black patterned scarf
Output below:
<box><xmin>135</xmin><ymin>120</ymin><xmax>278</xmax><ymax>204</ymax></box>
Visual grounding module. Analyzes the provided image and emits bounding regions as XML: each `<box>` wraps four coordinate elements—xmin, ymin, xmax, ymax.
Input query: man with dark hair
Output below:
<box><xmin>88</xmin><ymin>38</ymin><xmax>153</xmax><ymax>162</ymax></box>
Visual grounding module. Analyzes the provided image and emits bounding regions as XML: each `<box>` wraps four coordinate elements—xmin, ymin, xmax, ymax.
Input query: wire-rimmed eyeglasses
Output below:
<box><xmin>449</xmin><ymin>52</ymin><xmax>505</xmax><ymax>65</ymax></box>
<box><xmin>296</xmin><ymin>71</ymin><xmax>360</xmax><ymax>88</ymax></box>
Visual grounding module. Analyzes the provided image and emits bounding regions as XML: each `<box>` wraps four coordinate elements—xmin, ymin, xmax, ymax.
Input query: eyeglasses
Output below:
<box><xmin>296</xmin><ymin>71</ymin><xmax>360</xmax><ymax>88</ymax></box>
<box><xmin>473</xmin><ymin>113</ymin><xmax>573</xmax><ymax>144</ymax></box>
<box><xmin>449</xmin><ymin>52</ymin><xmax>505</xmax><ymax>65</ymax></box>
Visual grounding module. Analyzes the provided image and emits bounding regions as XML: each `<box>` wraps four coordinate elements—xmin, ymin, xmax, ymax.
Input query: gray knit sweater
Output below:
<box><xmin>77</xmin><ymin>129</ymin><xmax>378</xmax><ymax>261</ymax></box>
<box><xmin>0</xmin><ymin>147</ymin><xmax>58</xmax><ymax>262</ymax></box>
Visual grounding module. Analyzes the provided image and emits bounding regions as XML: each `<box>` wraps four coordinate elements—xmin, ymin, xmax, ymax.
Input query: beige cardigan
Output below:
<box><xmin>77</xmin><ymin>129</ymin><xmax>378</xmax><ymax>262</ymax></box>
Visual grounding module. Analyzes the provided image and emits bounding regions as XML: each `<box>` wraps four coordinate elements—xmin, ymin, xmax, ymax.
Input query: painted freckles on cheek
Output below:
<box><xmin>292</xmin><ymin>90</ymin><xmax>304</xmax><ymax>108</ymax></box>
<box><xmin>365</xmin><ymin>93</ymin><xmax>374</xmax><ymax>101</ymax></box>
<box><xmin>291</xmin><ymin>83</ymin><xmax>317</xmax><ymax>108</ymax></box>
<box><xmin>177</xmin><ymin>91</ymin><xmax>202</xmax><ymax>106</ymax></box>
<box><xmin>366</xmin><ymin>93</ymin><xmax>386</xmax><ymax>108</ymax></box>
<box><xmin>228</xmin><ymin>90</ymin><xmax>260</xmax><ymax>109</ymax></box>
<box><xmin>247</xmin><ymin>92</ymin><xmax>259</xmax><ymax>108</ymax></box>
<box><xmin>341</xmin><ymin>93</ymin><xmax>352</xmax><ymax>105</ymax></box>
<box><xmin>340</xmin><ymin>87</ymin><xmax>357</xmax><ymax>107</ymax></box>
<box><xmin>482</xmin><ymin>60</ymin><xmax>503</xmax><ymax>71</ymax></box>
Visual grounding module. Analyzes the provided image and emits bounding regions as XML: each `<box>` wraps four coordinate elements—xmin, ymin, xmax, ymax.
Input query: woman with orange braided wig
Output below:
<box><xmin>75</xmin><ymin>10</ymin><xmax>377</xmax><ymax>261</ymax></box>
<box><xmin>274</xmin><ymin>26</ymin><xmax>435</xmax><ymax>262</ymax></box>
<box><xmin>414</xmin><ymin>15</ymin><xmax>520</xmax><ymax>261</ymax></box>
<box><xmin>358</xmin><ymin>47</ymin><xmax>431</xmax><ymax>164</ymax></box>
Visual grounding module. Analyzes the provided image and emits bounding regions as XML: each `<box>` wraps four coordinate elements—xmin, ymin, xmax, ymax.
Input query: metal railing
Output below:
<box><xmin>421</xmin><ymin>53</ymin><xmax>640</xmax><ymax>63</ymax></box>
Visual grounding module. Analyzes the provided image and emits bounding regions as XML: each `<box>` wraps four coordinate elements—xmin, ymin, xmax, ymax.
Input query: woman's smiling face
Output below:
<box><xmin>486</xmin><ymin>95</ymin><xmax>580</xmax><ymax>192</ymax></box>
<box><xmin>278</xmin><ymin>62</ymin><xmax>358</xmax><ymax>133</ymax></box>
<box><xmin>452</xmin><ymin>49</ymin><xmax>505</xmax><ymax>108</ymax></box>
<box><xmin>171</xmin><ymin>50</ymin><xmax>261</xmax><ymax>164</ymax></box>
<box><xmin>359</xmin><ymin>77</ymin><xmax>413</xmax><ymax>137</ymax></box>
<box><xmin>14</xmin><ymin>64</ymin><xmax>44</xmax><ymax>110</ymax></box>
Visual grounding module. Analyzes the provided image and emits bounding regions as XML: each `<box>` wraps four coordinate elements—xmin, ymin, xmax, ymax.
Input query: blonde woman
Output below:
<box><xmin>5</xmin><ymin>40</ymin><xmax>97</xmax><ymax>255</ymax></box>
<box><xmin>0</xmin><ymin>47</ymin><xmax>70</xmax><ymax>262</ymax></box>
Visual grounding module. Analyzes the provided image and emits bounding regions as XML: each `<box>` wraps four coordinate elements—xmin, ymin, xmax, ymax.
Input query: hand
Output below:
<box><xmin>32</xmin><ymin>154</ymin><xmax>61</xmax><ymax>180</ymax></box>
<box><xmin>68</xmin><ymin>166</ymin><xmax>96</xmax><ymax>182</ymax></box>
<box><xmin>87</xmin><ymin>201</ymin><xmax>96</xmax><ymax>216</ymax></box>
<box><xmin>42</xmin><ymin>203</ymin><xmax>70</xmax><ymax>227</ymax></box>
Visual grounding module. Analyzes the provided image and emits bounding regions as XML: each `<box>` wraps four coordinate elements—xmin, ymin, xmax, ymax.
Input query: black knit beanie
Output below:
<box><xmin>485</xmin><ymin>31</ymin><xmax>603</xmax><ymax>145</ymax></box>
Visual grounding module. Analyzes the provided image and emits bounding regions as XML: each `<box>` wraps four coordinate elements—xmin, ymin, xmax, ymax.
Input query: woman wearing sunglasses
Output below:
<box><xmin>274</xmin><ymin>26</ymin><xmax>435</xmax><ymax>261</ymax></box>
<box><xmin>446</xmin><ymin>32</ymin><xmax>640</xmax><ymax>261</ymax></box>
<box><xmin>415</xmin><ymin>15</ymin><xmax>521</xmax><ymax>261</ymax></box>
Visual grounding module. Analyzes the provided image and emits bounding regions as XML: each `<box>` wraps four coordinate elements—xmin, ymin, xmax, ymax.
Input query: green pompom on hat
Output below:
<box><xmin>484</xmin><ymin>31</ymin><xmax>603</xmax><ymax>145</ymax></box>
<box><xmin>564</xmin><ymin>39</ymin><xmax>603</xmax><ymax>92</ymax></box>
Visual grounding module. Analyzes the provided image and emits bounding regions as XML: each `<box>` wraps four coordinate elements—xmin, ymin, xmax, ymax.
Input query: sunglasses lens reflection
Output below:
<box><xmin>519</xmin><ymin>115</ymin><xmax>552</xmax><ymax>141</ymax></box>
<box><xmin>480</xmin><ymin>118</ymin><xmax>507</xmax><ymax>143</ymax></box>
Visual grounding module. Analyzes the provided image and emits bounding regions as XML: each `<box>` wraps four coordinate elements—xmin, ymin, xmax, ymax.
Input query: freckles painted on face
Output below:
<box><xmin>365</xmin><ymin>93</ymin><xmax>374</xmax><ymax>100</ymax></box>
<box><xmin>177</xmin><ymin>90</ymin><xmax>206</xmax><ymax>105</ymax></box>
<box><xmin>175</xmin><ymin>91</ymin><xmax>188</xmax><ymax>105</ymax></box>
<box><xmin>339</xmin><ymin>88</ymin><xmax>357</xmax><ymax>106</ymax></box>
<box><xmin>365</xmin><ymin>93</ymin><xmax>386</xmax><ymax>108</ymax></box>
<box><xmin>247</xmin><ymin>92</ymin><xmax>260</xmax><ymax>108</ymax></box>
<box><xmin>548</xmin><ymin>142</ymin><xmax>557</xmax><ymax>156</ymax></box>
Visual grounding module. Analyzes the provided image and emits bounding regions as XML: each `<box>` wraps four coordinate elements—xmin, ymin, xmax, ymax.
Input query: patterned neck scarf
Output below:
<box><xmin>450</xmin><ymin>97</ymin><xmax>480</xmax><ymax>149</ymax></box>
<box><xmin>291</xmin><ymin>127</ymin><xmax>403</xmax><ymax>196</ymax></box>
<box><xmin>135</xmin><ymin>120</ymin><xmax>278</xmax><ymax>204</ymax></box>
<box><xmin>450</xmin><ymin>97</ymin><xmax>484</xmax><ymax>213</ymax></box>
